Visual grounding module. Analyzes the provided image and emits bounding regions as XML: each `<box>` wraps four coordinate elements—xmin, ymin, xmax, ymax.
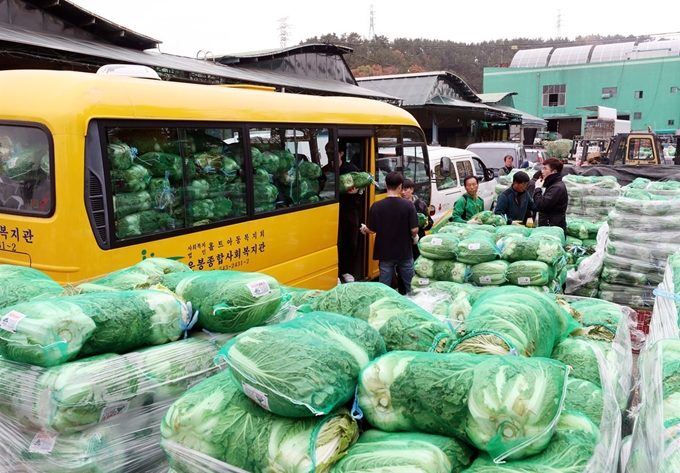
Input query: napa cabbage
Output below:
<box><xmin>0</xmin><ymin>264</ymin><xmax>64</xmax><ymax>309</ymax></box>
<box><xmin>0</xmin><ymin>290</ymin><xmax>188</xmax><ymax>366</ymax></box>
<box><xmin>463</xmin><ymin>410</ymin><xmax>599</xmax><ymax>472</ymax></box>
<box><xmin>358</xmin><ymin>351</ymin><xmax>568</xmax><ymax>462</ymax></box>
<box><xmin>329</xmin><ymin>430</ymin><xmax>473</xmax><ymax>473</ymax></box>
<box><xmin>217</xmin><ymin>312</ymin><xmax>385</xmax><ymax>417</ymax></box>
<box><xmin>418</xmin><ymin>234</ymin><xmax>459</xmax><ymax>260</ymax></box>
<box><xmin>159</xmin><ymin>270</ymin><xmax>289</xmax><ymax>333</ymax></box>
<box><xmin>160</xmin><ymin>370</ymin><xmax>359</xmax><ymax>473</ymax></box>
<box><xmin>452</xmin><ymin>287</ymin><xmax>579</xmax><ymax>357</ymax></box>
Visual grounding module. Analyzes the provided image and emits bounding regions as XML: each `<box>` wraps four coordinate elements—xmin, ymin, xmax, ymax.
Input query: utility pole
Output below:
<box><xmin>278</xmin><ymin>16</ymin><xmax>290</xmax><ymax>48</ymax></box>
<box><xmin>556</xmin><ymin>9</ymin><xmax>562</xmax><ymax>39</ymax></box>
<box><xmin>369</xmin><ymin>5</ymin><xmax>375</xmax><ymax>40</ymax></box>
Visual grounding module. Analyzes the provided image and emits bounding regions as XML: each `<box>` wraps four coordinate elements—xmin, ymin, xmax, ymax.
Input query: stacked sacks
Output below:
<box><xmin>564</xmin><ymin>175</ymin><xmax>621</xmax><ymax>222</ymax></box>
<box><xmin>497</xmin><ymin>226</ymin><xmax>568</xmax><ymax>291</ymax></box>
<box><xmin>563</xmin><ymin>218</ymin><xmax>605</xmax><ymax>297</ymax></box>
<box><xmin>355</xmin><ymin>285</ymin><xmax>624</xmax><ymax>471</ymax></box>
<box><xmin>0</xmin><ymin>333</ymin><xmax>231</xmax><ymax>472</ymax></box>
<box><xmin>108</xmin><ymin>130</ymin><xmax>252</xmax><ymax>238</ymax></box>
<box><xmin>0</xmin><ymin>260</ymin><xmax>300</xmax><ymax>472</ymax></box>
<box><xmin>413</xmin><ymin>222</ymin><xmax>568</xmax><ymax>293</ymax></box>
<box><xmin>624</xmin><ymin>262</ymin><xmax>680</xmax><ymax>471</ymax></box>
<box><xmin>600</xmin><ymin>189</ymin><xmax>680</xmax><ymax>308</ymax></box>
<box><xmin>299</xmin><ymin>282</ymin><xmax>453</xmax><ymax>352</ymax></box>
<box><xmin>160</xmin><ymin>311</ymin><xmax>385</xmax><ymax>472</ymax></box>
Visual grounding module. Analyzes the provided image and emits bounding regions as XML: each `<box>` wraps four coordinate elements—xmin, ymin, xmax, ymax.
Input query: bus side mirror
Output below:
<box><xmin>440</xmin><ymin>157</ymin><xmax>452</xmax><ymax>177</ymax></box>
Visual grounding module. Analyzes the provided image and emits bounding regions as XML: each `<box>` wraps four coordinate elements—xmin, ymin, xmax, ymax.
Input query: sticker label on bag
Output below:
<box><xmin>467</xmin><ymin>243</ymin><xmax>481</xmax><ymax>250</ymax></box>
<box><xmin>418</xmin><ymin>278</ymin><xmax>430</xmax><ymax>285</ymax></box>
<box><xmin>0</xmin><ymin>310</ymin><xmax>27</xmax><ymax>333</ymax></box>
<box><xmin>99</xmin><ymin>401</ymin><xmax>129</xmax><ymax>422</ymax></box>
<box><xmin>6</xmin><ymin>157</ymin><xmax>18</xmax><ymax>169</ymax></box>
<box><xmin>28</xmin><ymin>432</ymin><xmax>58</xmax><ymax>455</ymax></box>
<box><xmin>517</xmin><ymin>277</ymin><xmax>531</xmax><ymax>285</ymax></box>
<box><xmin>479</xmin><ymin>276</ymin><xmax>492</xmax><ymax>284</ymax></box>
<box><xmin>246</xmin><ymin>280</ymin><xmax>272</xmax><ymax>298</ymax></box>
<box><xmin>242</xmin><ymin>382</ymin><xmax>270</xmax><ymax>411</ymax></box>
<box><xmin>430</xmin><ymin>238</ymin><xmax>443</xmax><ymax>246</ymax></box>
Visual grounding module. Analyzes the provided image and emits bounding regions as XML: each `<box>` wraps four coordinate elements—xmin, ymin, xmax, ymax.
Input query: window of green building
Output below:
<box><xmin>602</xmin><ymin>87</ymin><xmax>617</xmax><ymax>99</ymax></box>
<box><xmin>635</xmin><ymin>91</ymin><xmax>644</xmax><ymax>99</ymax></box>
<box><xmin>542</xmin><ymin>85</ymin><xmax>566</xmax><ymax>107</ymax></box>
<box><xmin>634</xmin><ymin>112</ymin><xmax>642</xmax><ymax>120</ymax></box>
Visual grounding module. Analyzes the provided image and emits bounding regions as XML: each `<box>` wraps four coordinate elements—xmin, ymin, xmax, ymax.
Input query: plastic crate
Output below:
<box><xmin>631</xmin><ymin>309</ymin><xmax>652</xmax><ymax>354</ymax></box>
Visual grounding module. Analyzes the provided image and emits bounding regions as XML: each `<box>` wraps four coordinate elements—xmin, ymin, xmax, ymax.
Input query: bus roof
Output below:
<box><xmin>0</xmin><ymin>70</ymin><xmax>419</xmax><ymax>133</ymax></box>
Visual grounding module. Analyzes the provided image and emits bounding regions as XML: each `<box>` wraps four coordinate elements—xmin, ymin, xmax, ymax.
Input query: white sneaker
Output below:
<box><xmin>341</xmin><ymin>273</ymin><xmax>355</xmax><ymax>283</ymax></box>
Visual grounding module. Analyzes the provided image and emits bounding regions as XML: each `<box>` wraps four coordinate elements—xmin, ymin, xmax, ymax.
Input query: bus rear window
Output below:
<box><xmin>0</xmin><ymin>125</ymin><xmax>53</xmax><ymax>216</ymax></box>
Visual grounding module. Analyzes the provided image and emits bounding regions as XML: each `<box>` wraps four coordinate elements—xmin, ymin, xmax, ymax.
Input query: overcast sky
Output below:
<box><xmin>72</xmin><ymin>0</ymin><xmax>680</xmax><ymax>58</ymax></box>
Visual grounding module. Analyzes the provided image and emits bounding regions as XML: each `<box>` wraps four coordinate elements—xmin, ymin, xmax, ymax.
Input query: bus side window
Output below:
<box><xmin>0</xmin><ymin>125</ymin><xmax>52</xmax><ymax>216</ymax></box>
<box><xmin>106</xmin><ymin>126</ymin><xmax>247</xmax><ymax>241</ymax></box>
<box><xmin>251</xmin><ymin>126</ymin><xmax>329</xmax><ymax>214</ymax></box>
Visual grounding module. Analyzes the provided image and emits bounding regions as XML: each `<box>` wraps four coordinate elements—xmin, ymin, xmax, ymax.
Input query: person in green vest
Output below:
<box><xmin>451</xmin><ymin>175</ymin><xmax>484</xmax><ymax>223</ymax></box>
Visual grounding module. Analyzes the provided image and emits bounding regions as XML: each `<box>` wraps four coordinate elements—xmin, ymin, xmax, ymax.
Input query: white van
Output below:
<box><xmin>465</xmin><ymin>141</ymin><xmax>527</xmax><ymax>175</ymax></box>
<box><xmin>428</xmin><ymin>146</ymin><xmax>497</xmax><ymax>228</ymax></box>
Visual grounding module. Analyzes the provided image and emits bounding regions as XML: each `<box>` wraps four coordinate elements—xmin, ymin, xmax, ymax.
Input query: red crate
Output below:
<box><xmin>631</xmin><ymin>309</ymin><xmax>652</xmax><ymax>354</ymax></box>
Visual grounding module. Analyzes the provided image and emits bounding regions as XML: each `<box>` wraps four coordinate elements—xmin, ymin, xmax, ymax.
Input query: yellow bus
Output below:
<box><xmin>0</xmin><ymin>69</ymin><xmax>431</xmax><ymax>289</ymax></box>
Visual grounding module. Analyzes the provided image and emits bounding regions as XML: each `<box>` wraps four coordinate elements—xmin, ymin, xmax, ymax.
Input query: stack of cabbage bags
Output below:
<box><xmin>413</xmin><ymin>222</ymin><xmax>568</xmax><ymax>293</ymax></box>
<box><xmin>160</xmin><ymin>312</ymin><xmax>381</xmax><ymax>472</ymax></box>
<box><xmin>0</xmin><ymin>259</ymin><xmax>300</xmax><ymax>472</ymax></box>
<box><xmin>0</xmin><ymin>333</ymin><xmax>230</xmax><ymax>472</ymax></box>
<box><xmin>252</xmin><ymin>146</ymin><xmax>324</xmax><ymax>207</ymax></box>
<box><xmin>623</xmin><ymin>260</ymin><xmax>680</xmax><ymax>472</ymax></box>
<box><xmin>354</xmin><ymin>286</ymin><xmax>626</xmax><ymax>472</ymax></box>
<box><xmin>108</xmin><ymin>131</ymin><xmax>249</xmax><ymax>239</ymax></box>
<box><xmin>564</xmin><ymin>175</ymin><xmax>621</xmax><ymax>221</ymax></box>
<box><xmin>298</xmin><ymin>282</ymin><xmax>453</xmax><ymax>352</ymax></box>
<box><xmin>563</xmin><ymin>217</ymin><xmax>606</xmax><ymax>298</ymax></box>
<box><xmin>600</xmin><ymin>187</ymin><xmax>680</xmax><ymax>308</ymax></box>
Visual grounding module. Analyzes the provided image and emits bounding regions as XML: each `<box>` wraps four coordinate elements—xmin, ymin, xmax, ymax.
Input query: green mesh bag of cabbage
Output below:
<box><xmin>0</xmin><ymin>334</ymin><xmax>228</xmax><ymax>434</ymax></box>
<box><xmin>76</xmin><ymin>258</ymin><xmax>192</xmax><ymax>293</ymax></box>
<box><xmin>157</xmin><ymin>270</ymin><xmax>290</xmax><ymax>333</ymax></box>
<box><xmin>0</xmin><ymin>264</ymin><xmax>64</xmax><ymax>310</ymax></box>
<box><xmin>160</xmin><ymin>370</ymin><xmax>359</xmax><ymax>473</ymax></box>
<box><xmin>216</xmin><ymin>312</ymin><xmax>385</xmax><ymax>417</ymax></box>
<box><xmin>300</xmin><ymin>282</ymin><xmax>452</xmax><ymax>352</ymax></box>
<box><xmin>0</xmin><ymin>290</ymin><xmax>189</xmax><ymax>367</ymax></box>
<box><xmin>358</xmin><ymin>351</ymin><xmax>569</xmax><ymax>462</ymax></box>
<box><xmin>329</xmin><ymin>429</ymin><xmax>473</xmax><ymax>473</ymax></box>
<box><xmin>450</xmin><ymin>286</ymin><xmax>580</xmax><ymax>357</ymax></box>
<box><xmin>462</xmin><ymin>410</ymin><xmax>599</xmax><ymax>472</ymax></box>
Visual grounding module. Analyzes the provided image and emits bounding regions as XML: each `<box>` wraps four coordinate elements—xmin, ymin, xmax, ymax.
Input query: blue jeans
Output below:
<box><xmin>379</xmin><ymin>258</ymin><xmax>414</xmax><ymax>294</ymax></box>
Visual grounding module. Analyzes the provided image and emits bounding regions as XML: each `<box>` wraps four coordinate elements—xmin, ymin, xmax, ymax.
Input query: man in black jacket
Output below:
<box><xmin>533</xmin><ymin>158</ymin><xmax>568</xmax><ymax>234</ymax></box>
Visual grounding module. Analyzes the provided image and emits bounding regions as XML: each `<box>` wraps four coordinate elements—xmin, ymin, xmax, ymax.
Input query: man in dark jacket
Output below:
<box><xmin>362</xmin><ymin>172</ymin><xmax>419</xmax><ymax>294</ymax></box>
<box><xmin>494</xmin><ymin>171</ymin><xmax>537</xmax><ymax>225</ymax></box>
<box><xmin>533</xmin><ymin>158</ymin><xmax>568</xmax><ymax>234</ymax></box>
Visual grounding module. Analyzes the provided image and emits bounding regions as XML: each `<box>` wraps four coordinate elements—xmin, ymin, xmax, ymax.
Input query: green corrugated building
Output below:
<box><xmin>483</xmin><ymin>41</ymin><xmax>680</xmax><ymax>139</ymax></box>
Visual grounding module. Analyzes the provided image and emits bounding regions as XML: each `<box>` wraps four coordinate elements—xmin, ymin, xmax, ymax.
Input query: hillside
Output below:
<box><xmin>301</xmin><ymin>34</ymin><xmax>648</xmax><ymax>93</ymax></box>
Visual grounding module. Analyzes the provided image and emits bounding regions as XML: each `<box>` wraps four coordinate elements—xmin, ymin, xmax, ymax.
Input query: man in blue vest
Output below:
<box><xmin>495</xmin><ymin>171</ymin><xmax>538</xmax><ymax>225</ymax></box>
